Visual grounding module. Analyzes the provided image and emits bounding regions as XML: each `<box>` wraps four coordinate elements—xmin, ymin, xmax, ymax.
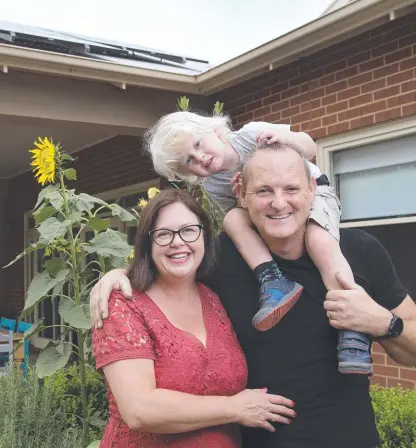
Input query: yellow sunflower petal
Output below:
<box><xmin>147</xmin><ymin>187</ymin><xmax>161</xmax><ymax>199</ymax></box>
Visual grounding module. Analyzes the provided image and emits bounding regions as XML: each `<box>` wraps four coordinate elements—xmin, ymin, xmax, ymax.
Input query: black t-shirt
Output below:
<box><xmin>206</xmin><ymin>229</ymin><xmax>407</xmax><ymax>448</ymax></box>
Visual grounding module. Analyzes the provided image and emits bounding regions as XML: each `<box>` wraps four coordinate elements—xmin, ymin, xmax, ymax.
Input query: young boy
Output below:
<box><xmin>144</xmin><ymin>111</ymin><xmax>371</xmax><ymax>375</ymax></box>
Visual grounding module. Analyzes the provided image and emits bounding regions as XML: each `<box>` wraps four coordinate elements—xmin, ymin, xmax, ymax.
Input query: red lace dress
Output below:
<box><xmin>93</xmin><ymin>283</ymin><xmax>248</xmax><ymax>448</ymax></box>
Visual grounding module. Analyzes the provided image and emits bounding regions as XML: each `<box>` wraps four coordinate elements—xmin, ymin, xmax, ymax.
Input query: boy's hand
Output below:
<box><xmin>256</xmin><ymin>129</ymin><xmax>316</xmax><ymax>159</ymax></box>
<box><xmin>230</xmin><ymin>171</ymin><xmax>242</xmax><ymax>196</ymax></box>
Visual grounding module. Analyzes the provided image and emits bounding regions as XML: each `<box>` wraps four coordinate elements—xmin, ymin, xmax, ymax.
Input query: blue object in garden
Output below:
<box><xmin>0</xmin><ymin>318</ymin><xmax>16</xmax><ymax>332</ymax></box>
<box><xmin>16</xmin><ymin>321</ymin><xmax>32</xmax><ymax>377</ymax></box>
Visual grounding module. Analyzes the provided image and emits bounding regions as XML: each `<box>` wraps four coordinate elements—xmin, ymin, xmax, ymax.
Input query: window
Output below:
<box><xmin>24</xmin><ymin>178</ymin><xmax>160</xmax><ymax>345</ymax></box>
<box><xmin>316</xmin><ymin>116</ymin><xmax>416</xmax><ymax>228</ymax></box>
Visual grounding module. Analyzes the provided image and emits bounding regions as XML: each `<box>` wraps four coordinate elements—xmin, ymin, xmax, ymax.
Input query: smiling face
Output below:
<box><xmin>151</xmin><ymin>201</ymin><xmax>205</xmax><ymax>283</ymax></box>
<box><xmin>240</xmin><ymin>147</ymin><xmax>316</xmax><ymax>252</ymax></box>
<box><xmin>175</xmin><ymin>131</ymin><xmax>226</xmax><ymax>177</ymax></box>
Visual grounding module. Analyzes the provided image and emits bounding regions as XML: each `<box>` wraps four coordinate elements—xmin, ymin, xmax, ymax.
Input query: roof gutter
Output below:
<box><xmin>0</xmin><ymin>0</ymin><xmax>414</xmax><ymax>96</ymax></box>
<box><xmin>197</xmin><ymin>0</ymin><xmax>416</xmax><ymax>94</ymax></box>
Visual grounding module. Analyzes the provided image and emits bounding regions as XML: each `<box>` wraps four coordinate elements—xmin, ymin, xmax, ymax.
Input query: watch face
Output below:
<box><xmin>392</xmin><ymin>317</ymin><xmax>404</xmax><ymax>337</ymax></box>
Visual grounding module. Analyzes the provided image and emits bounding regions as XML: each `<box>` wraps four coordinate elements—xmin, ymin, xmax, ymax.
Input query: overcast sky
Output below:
<box><xmin>2</xmin><ymin>0</ymin><xmax>333</xmax><ymax>65</ymax></box>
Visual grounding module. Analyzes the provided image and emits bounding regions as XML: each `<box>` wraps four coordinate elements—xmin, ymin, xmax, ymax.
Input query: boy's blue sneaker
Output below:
<box><xmin>337</xmin><ymin>330</ymin><xmax>372</xmax><ymax>375</ymax></box>
<box><xmin>252</xmin><ymin>278</ymin><xmax>303</xmax><ymax>331</ymax></box>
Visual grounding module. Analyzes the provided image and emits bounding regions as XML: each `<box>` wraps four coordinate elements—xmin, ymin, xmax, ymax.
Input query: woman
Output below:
<box><xmin>92</xmin><ymin>189</ymin><xmax>295</xmax><ymax>447</ymax></box>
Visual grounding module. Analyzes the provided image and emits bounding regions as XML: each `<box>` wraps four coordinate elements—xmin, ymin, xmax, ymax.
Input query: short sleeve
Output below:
<box><xmin>92</xmin><ymin>291</ymin><xmax>156</xmax><ymax>370</ymax></box>
<box><xmin>362</xmin><ymin>232</ymin><xmax>408</xmax><ymax>310</ymax></box>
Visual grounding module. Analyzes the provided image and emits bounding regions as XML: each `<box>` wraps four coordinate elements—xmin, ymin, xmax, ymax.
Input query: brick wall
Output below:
<box><xmin>214</xmin><ymin>13</ymin><xmax>416</xmax><ymax>389</ymax></box>
<box><xmin>216</xmin><ymin>13</ymin><xmax>416</xmax><ymax>137</ymax></box>
<box><xmin>3</xmin><ymin>135</ymin><xmax>156</xmax><ymax>317</ymax></box>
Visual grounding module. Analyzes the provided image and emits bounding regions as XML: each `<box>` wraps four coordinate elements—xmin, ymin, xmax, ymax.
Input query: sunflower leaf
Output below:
<box><xmin>85</xmin><ymin>229</ymin><xmax>132</xmax><ymax>258</ymax></box>
<box><xmin>86</xmin><ymin>216</ymin><xmax>110</xmax><ymax>232</ymax></box>
<box><xmin>25</xmin><ymin>269</ymin><xmax>70</xmax><ymax>310</ymax></box>
<box><xmin>64</xmin><ymin>168</ymin><xmax>77</xmax><ymax>181</ymax></box>
<box><xmin>34</xmin><ymin>205</ymin><xmax>57</xmax><ymax>224</ymax></box>
<box><xmin>34</xmin><ymin>184</ymin><xmax>59</xmax><ymax>210</ymax></box>
<box><xmin>38</xmin><ymin>217</ymin><xmax>71</xmax><ymax>244</ymax></box>
<box><xmin>43</xmin><ymin>258</ymin><xmax>68</xmax><ymax>277</ymax></box>
<box><xmin>61</xmin><ymin>153</ymin><xmax>74</xmax><ymax>162</ymax></box>
<box><xmin>36</xmin><ymin>342</ymin><xmax>72</xmax><ymax>378</ymax></box>
<box><xmin>59</xmin><ymin>297</ymin><xmax>91</xmax><ymax>329</ymax></box>
<box><xmin>110</xmin><ymin>204</ymin><xmax>137</xmax><ymax>222</ymax></box>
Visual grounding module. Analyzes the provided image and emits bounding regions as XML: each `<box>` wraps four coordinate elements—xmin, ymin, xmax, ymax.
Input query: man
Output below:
<box><xmin>91</xmin><ymin>142</ymin><xmax>416</xmax><ymax>448</ymax></box>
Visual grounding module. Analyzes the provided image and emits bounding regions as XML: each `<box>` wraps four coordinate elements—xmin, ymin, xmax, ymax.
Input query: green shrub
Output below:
<box><xmin>45</xmin><ymin>363</ymin><xmax>108</xmax><ymax>441</ymax></box>
<box><xmin>0</xmin><ymin>364</ymin><xmax>83</xmax><ymax>448</ymax></box>
<box><xmin>371</xmin><ymin>385</ymin><xmax>416</xmax><ymax>448</ymax></box>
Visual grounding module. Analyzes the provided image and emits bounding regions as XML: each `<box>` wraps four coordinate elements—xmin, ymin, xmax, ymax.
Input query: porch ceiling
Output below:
<box><xmin>0</xmin><ymin>69</ymin><xmax>183</xmax><ymax>178</ymax></box>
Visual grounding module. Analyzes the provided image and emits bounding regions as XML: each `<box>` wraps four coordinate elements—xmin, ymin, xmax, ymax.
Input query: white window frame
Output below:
<box><xmin>23</xmin><ymin>177</ymin><xmax>160</xmax><ymax>346</ymax></box>
<box><xmin>316</xmin><ymin>116</ymin><xmax>416</xmax><ymax>228</ymax></box>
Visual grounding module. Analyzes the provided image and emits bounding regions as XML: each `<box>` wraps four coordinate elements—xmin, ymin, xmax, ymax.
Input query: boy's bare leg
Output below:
<box><xmin>223</xmin><ymin>208</ymin><xmax>303</xmax><ymax>331</ymax></box>
<box><xmin>305</xmin><ymin>222</ymin><xmax>354</xmax><ymax>291</ymax></box>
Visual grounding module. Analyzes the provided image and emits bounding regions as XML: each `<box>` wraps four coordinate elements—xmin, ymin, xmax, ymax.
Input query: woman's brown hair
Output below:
<box><xmin>128</xmin><ymin>188</ymin><xmax>216</xmax><ymax>291</ymax></box>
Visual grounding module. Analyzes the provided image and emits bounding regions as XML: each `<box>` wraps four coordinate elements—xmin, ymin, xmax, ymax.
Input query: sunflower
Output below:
<box><xmin>29</xmin><ymin>137</ymin><xmax>56</xmax><ymax>186</ymax></box>
<box><xmin>147</xmin><ymin>187</ymin><xmax>160</xmax><ymax>199</ymax></box>
<box><xmin>138</xmin><ymin>198</ymin><xmax>148</xmax><ymax>209</ymax></box>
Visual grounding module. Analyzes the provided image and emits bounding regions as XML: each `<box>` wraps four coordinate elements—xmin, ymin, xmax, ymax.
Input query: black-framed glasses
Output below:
<box><xmin>149</xmin><ymin>224</ymin><xmax>203</xmax><ymax>246</ymax></box>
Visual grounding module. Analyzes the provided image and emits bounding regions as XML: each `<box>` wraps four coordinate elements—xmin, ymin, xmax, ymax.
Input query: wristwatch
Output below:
<box><xmin>374</xmin><ymin>313</ymin><xmax>404</xmax><ymax>340</ymax></box>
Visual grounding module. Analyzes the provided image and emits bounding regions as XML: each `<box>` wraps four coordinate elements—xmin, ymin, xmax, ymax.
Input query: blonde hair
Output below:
<box><xmin>144</xmin><ymin>111</ymin><xmax>232</xmax><ymax>183</ymax></box>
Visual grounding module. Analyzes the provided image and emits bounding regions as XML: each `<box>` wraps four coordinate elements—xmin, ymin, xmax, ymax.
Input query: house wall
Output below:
<box><xmin>3</xmin><ymin>135</ymin><xmax>156</xmax><ymax>318</ymax></box>
<box><xmin>213</xmin><ymin>12</ymin><xmax>416</xmax><ymax>388</ymax></box>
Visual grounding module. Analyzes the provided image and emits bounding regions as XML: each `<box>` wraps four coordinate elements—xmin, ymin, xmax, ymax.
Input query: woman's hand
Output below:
<box><xmin>230</xmin><ymin>388</ymin><xmax>296</xmax><ymax>432</ymax></box>
<box><xmin>90</xmin><ymin>268</ymin><xmax>132</xmax><ymax>328</ymax></box>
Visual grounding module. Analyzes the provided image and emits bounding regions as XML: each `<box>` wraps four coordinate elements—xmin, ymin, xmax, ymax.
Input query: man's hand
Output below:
<box><xmin>90</xmin><ymin>269</ymin><xmax>132</xmax><ymax>329</ymax></box>
<box><xmin>324</xmin><ymin>273</ymin><xmax>392</xmax><ymax>337</ymax></box>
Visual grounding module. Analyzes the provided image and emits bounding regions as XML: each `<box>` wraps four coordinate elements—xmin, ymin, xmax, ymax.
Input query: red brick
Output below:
<box><xmin>372</xmin><ymin>40</ymin><xmax>398</xmax><ymax>58</ymax></box>
<box><xmin>386</xmin><ymin>356</ymin><xmax>401</xmax><ymax>367</ymax></box>
<box><xmin>387</xmin><ymin>378</ymin><xmax>415</xmax><ymax>389</ymax></box>
<box><xmin>328</xmin><ymin>121</ymin><xmax>350</xmax><ymax>134</ymax></box>
<box><xmin>299</xmin><ymin>83</ymin><xmax>310</xmax><ymax>94</ymax></box>
<box><xmin>387</xmin><ymin>68</ymin><xmax>415</xmax><ymax>86</ymax></box>
<box><xmin>237</xmin><ymin>111</ymin><xmax>254</xmax><ymax>124</ymax></box>
<box><xmin>403</xmin><ymin>103</ymin><xmax>416</xmax><ymax>115</ymax></box>
<box><xmin>374</xmin><ymin>85</ymin><xmax>400</xmax><ymax>100</ymax></box>
<box><xmin>335</xmin><ymin>65</ymin><xmax>358</xmax><ymax>81</ymax></box>
<box><xmin>270</xmin><ymin>81</ymin><xmax>290</xmax><ymax>95</ymax></box>
<box><xmin>291</xmin><ymin>124</ymin><xmax>301</xmax><ymax>132</ymax></box>
<box><xmin>309</xmin><ymin>127</ymin><xmax>327</xmax><ymax>139</ymax></box>
<box><xmin>254</xmin><ymin>106</ymin><xmax>271</xmax><ymax>118</ymax></box>
<box><xmin>372</xmin><ymin>343</ymin><xmax>385</xmax><ymax>354</ymax></box>
<box><xmin>310</xmin><ymin>107</ymin><xmax>326</xmax><ymax>120</ymax></box>
<box><xmin>398</xmin><ymin>33</ymin><xmax>416</xmax><ymax>48</ymax></box>
<box><xmin>338</xmin><ymin>86</ymin><xmax>361</xmax><ymax>101</ymax></box>
<box><xmin>229</xmin><ymin>105</ymin><xmax>246</xmax><ymax>116</ymax></box>
<box><xmin>361</xmin><ymin>78</ymin><xmax>387</xmax><ymax>94</ymax></box>
<box><xmin>245</xmin><ymin>100</ymin><xmax>263</xmax><ymax>113</ymax></box>
<box><xmin>400</xmin><ymin>368</ymin><xmax>416</xmax><ymax>381</ymax></box>
<box><xmin>373</xmin><ymin>365</ymin><xmax>399</xmax><ymax>377</ymax></box>
<box><xmin>291</xmin><ymin>111</ymin><xmax>312</xmax><ymax>125</ymax></box>
<box><xmin>350</xmin><ymin>114</ymin><xmax>375</xmax><ymax>129</ymax></box>
<box><xmin>322</xmin><ymin>114</ymin><xmax>337</xmax><ymax>126</ymax></box>
<box><xmin>262</xmin><ymin>111</ymin><xmax>282</xmax><ymax>123</ymax></box>
<box><xmin>348</xmin><ymin>72</ymin><xmax>373</xmax><ymax>87</ymax></box>
<box><xmin>375</xmin><ymin>107</ymin><xmax>402</xmax><ymax>123</ymax></box>
<box><xmin>388</xmin><ymin>91</ymin><xmax>416</xmax><ymax>107</ymax></box>
<box><xmin>338</xmin><ymin>107</ymin><xmax>362</xmax><ymax>122</ymax></box>
<box><xmin>372</xmin><ymin>353</ymin><xmax>387</xmax><ymax>365</ymax></box>
<box><xmin>371</xmin><ymin>376</ymin><xmax>387</xmax><ymax>387</ymax></box>
<box><xmin>401</xmin><ymin>80</ymin><xmax>416</xmax><ymax>93</ymax></box>
<box><xmin>385</xmin><ymin>47</ymin><xmax>413</xmax><ymax>64</ymax></box>
<box><xmin>361</xmin><ymin>99</ymin><xmax>387</xmax><ymax>115</ymax></box>
<box><xmin>263</xmin><ymin>93</ymin><xmax>282</xmax><ymax>106</ymax></box>
<box><xmin>347</xmin><ymin>50</ymin><xmax>371</xmax><ymax>66</ymax></box>
<box><xmin>320</xmin><ymin>74</ymin><xmax>336</xmax><ymax>87</ymax></box>
<box><xmin>327</xmin><ymin>100</ymin><xmax>349</xmax><ymax>114</ymax></box>
<box><xmin>359</xmin><ymin>57</ymin><xmax>384</xmax><ymax>73</ymax></box>
<box><xmin>349</xmin><ymin>93</ymin><xmax>373</xmax><ymax>108</ymax></box>
<box><xmin>271</xmin><ymin>99</ymin><xmax>290</xmax><ymax>113</ymax></box>
<box><xmin>253</xmin><ymin>87</ymin><xmax>271</xmax><ymax>101</ymax></box>
<box><xmin>373</xmin><ymin>63</ymin><xmax>399</xmax><ymax>80</ymax></box>
<box><xmin>400</xmin><ymin>56</ymin><xmax>416</xmax><ymax>71</ymax></box>
<box><xmin>322</xmin><ymin>94</ymin><xmax>337</xmax><ymax>106</ymax></box>
<box><xmin>302</xmin><ymin>118</ymin><xmax>322</xmax><ymax>130</ymax></box>
<box><xmin>282</xmin><ymin>105</ymin><xmax>301</xmax><ymax>119</ymax></box>
<box><xmin>325</xmin><ymin>80</ymin><xmax>348</xmax><ymax>95</ymax></box>
<box><xmin>324</xmin><ymin>59</ymin><xmax>347</xmax><ymax>75</ymax></box>
<box><xmin>310</xmin><ymin>87</ymin><xmax>325</xmax><ymax>100</ymax></box>
<box><xmin>290</xmin><ymin>93</ymin><xmax>311</xmax><ymax>107</ymax></box>
<box><xmin>281</xmin><ymin>86</ymin><xmax>300</xmax><ymax>100</ymax></box>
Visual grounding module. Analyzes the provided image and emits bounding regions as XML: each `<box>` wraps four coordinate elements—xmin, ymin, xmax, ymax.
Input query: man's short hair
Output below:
<box><xmin>241</xmin><ymin>140</ymin><xmax>312</xmax><ymax>187</ymax></box>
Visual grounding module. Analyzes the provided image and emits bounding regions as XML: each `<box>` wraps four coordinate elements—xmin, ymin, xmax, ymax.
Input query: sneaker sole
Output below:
<box><xmin>338</xmin><ymin>362</ymin><xmax>372</xmax><ymax>375</ymax></box>
<box><xmin>253</xmin><ymin>284</ymin><xmax>303</xmax><ymax>331</ymax></box>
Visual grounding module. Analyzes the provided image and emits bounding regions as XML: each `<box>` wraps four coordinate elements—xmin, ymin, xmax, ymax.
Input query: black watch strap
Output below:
<box><xmin>374</xmin><ymin>313</ymin><xmax>404</xmax><ymax>341</ymax></box>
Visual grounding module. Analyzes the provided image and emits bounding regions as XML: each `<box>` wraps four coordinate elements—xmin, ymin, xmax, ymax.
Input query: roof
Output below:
<box><xmin>321</xmin><ymin>0</ymin><xmax>358</xmax><ymax>16</ymax></box>
<box><xmin>0</xmin><ymin>20</ymin><xmax>211</xmax><ymax>76</ymax></box>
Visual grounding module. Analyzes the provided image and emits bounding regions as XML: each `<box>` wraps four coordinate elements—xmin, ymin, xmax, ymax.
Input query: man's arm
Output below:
<box><xmin>379</xmin><ymin>295</ymin><xmax>416</xmax><ymax>366</ymax></box>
